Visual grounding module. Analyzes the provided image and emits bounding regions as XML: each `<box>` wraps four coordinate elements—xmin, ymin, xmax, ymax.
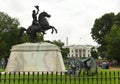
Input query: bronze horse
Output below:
<box><xmin>19</xmin><ymin>11</ymin><xmax>57</xmax><ymax>42</ymax></box>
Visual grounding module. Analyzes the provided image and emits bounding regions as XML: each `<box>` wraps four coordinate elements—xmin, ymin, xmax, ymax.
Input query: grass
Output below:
<box><xmin>0</xmin><ymin>69</ymin><xmax>120</xmax><ymax>84</ymax></box>
<box><xmin>0</xmin><ymin>69</ymin><xmax>4</xmax><ymax>72</ymax></box>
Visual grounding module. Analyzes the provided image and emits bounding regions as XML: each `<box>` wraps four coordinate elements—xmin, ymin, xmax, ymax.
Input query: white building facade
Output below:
<box><xmin>67</xmin><ymin>45</ymin><xmax>97</xmax><ymax>58</ymax></box>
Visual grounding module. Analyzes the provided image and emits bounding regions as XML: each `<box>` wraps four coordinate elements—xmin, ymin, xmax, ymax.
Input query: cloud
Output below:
<box><xmin>0</xmin><ymin>0</ymin><xmax>120</xmax><ymax>46</ymax></box>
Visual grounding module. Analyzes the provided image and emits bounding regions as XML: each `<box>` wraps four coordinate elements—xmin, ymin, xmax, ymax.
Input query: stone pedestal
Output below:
<box><xmin>6</xmin><ymin>42</ymin><xmax>66</xmax><ymax>72</ymax></box>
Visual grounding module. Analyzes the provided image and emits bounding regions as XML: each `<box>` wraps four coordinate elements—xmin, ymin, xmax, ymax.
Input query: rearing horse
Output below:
<box><xmin>18</xmin><ymin>11</ymin><xmax>57</xmax><ymax>42</ymax></box>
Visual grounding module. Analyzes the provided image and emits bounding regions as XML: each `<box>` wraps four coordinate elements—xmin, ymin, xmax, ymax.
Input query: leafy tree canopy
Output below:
<box><xmin>105</xmin><ymin>24</ymin><xmax>120</xmax><ymax>61</ymax></box>
<box><xmin>91</xmin><ymin>12</ymin><xmax>120</xmax><ymax>61</ymax></box>
<box><xmin>91</xmin><ymin>47</ymin><xmax>98</xmax><ymax>59</ymax></box>
<box><xmin>91</xmin><ymin>13</ymin><xmax>114</xmax><ymax>46</ymax></box>
<box><xmin>0</xmin><ymin>12</ymin><xmax>20</xmax><ymax>59</ymax></box>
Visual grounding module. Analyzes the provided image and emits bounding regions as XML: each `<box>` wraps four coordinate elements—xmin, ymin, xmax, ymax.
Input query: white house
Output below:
<box><xmin>67</xmin><ymin>44</ymin><xmax>97</xmax><ymax>58</ymax></box>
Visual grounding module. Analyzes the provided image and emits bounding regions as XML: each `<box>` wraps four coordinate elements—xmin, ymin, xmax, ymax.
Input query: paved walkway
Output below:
<box><xmin>109</xmin><ymin>67</ymin><xmax>120</xmax><ymax>70</ymax></box>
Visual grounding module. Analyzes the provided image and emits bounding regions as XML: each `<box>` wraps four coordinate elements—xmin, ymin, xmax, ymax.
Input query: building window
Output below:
<box><xmin>79</xmin><ymin>55</ymin><xmax>81</xmax><ymax>57</ymax></box>
<box><xmin>79</xmin><ymin>50</ymin><xmax>81</xmax><ymax>57</ymax></box>
<box><xmin>75</xmin><ymin>49</ymin><xmax>78</xmax><ymax>53</ymax></box>
<box><xmin>76</xmin><ymin>54</ymin><xmax>78</xmax><ymax>57</ymax></box>
<box><xmin>83</xmin><ymin>54</ymin><xmax>85</xmax><ymax>57</ymax></box>
<box><xmin>83</xmin><ymin>49</ymin><xmax>85</xmax><ymax>52</ymax></box>
<box><xmin>79</xmin><ymin>50</ymin><xmax>81</xmax><ymax>53</ymax></box>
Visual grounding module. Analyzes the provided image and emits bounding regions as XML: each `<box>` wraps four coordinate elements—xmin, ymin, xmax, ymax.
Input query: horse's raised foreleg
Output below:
<box><xmin>51</xmin><ymin>28</ymin><xmax>54</xmax><ymax>34</ymax></box>
<box><xmin>49</xmin><ymin>26</ymin><xmax>54</xmax><ymax>33</ymax></box>
<box><xmin>50</xmin><ymin>26</ymin><xmax>57</xmax><ymax>34</ymax></box>
<box><xmin>54</xmin><ymin>27</ymin><xmax>57</xmax><ymax>33</ymax></box>
<box><xmin>53</xmin><ymin>27</ymin><xmax>57</xmax><ymax>33</ymax></box>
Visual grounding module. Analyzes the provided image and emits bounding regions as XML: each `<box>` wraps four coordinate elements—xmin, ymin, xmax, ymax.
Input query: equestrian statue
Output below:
<box><xmin>18</xmin><ymin>5</ymin><xmax>57</xmax><ymax>42</ymax></box>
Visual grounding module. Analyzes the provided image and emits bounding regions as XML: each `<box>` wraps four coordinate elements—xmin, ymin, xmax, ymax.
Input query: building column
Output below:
<box><xmin>81</xmin><ymin>49</ymin><xmax>83</xmax><ymax>57</ymax></box>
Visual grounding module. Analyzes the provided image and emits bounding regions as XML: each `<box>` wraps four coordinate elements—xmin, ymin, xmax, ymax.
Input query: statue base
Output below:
<box><xmin>6</xmin><ymin>42</ymin><xmax>66</xmax><ymax>72</ymax></box>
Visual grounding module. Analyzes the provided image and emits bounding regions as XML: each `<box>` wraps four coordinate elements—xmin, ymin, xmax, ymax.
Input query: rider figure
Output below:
<box><xmin>32</xmin><ymin>5</ymin><xmax>39</xmax><ymax>25</ymax></box>
<box><xmin>32</xmin><ymin>5</ymin><xmax>46</xmax><ymax>34</ymax></box>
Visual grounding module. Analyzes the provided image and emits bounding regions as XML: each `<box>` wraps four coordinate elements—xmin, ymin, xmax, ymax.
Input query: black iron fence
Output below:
<box><xmin>0</xmin><ymin>71</ymin><xmax>120</xmax><ymax>84</ymax></box>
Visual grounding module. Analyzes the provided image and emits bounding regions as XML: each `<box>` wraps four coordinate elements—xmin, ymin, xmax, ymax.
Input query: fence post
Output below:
<box><xmin>100</xmin><ymin>71</ymin><xmax>102</xmax><ymax>84</ymax></box>
<box><xmin>109</xmin><ymin>71</ymin><xmax>111</xmax><ymax>84</ymax></box>
<box><xmin>13</xmin><ymin>72</ymin><xmax>15</xmax><ymax>84</ymax></box>
<box><xmin>114</xmin><ymin>71</ymin><xmax>115</xmax><ymax>84</ymax></box>
<box><xmin>33</xmin><ymin>72</ymin><xmax>34</xmax><ymax>84</ymax></box>
<box><xmin>74</xmin><ymin>71</ymin><xmax>77</xmax><ymax>84</ymax></box>
<box><xmin>47</xmin><ymin>72</ymin><xmax>48</xmax><ymax>84</ymax></box>
<box><xmin>23</xmin><ymin>72</ymin><xmax>25</xmax><ymax>84</ymax></box>
<box><xmin>60</xmin><ymin>72</ymin><xmax>62</xmax><ymax>84</ymax></box>
<box><xmin>51</xmin><ymin>72</ymin><xmax>53</xmax><ymax>84</ymax></box>
<box><xmin>37</xmin><ymin>72</ymin><xmax>39</xmax><ymax>84</ymax></box>
<box><xmin>56</xmin><ymin>72</ymin><xmax>58</xmax><ymax>84</ymax></box>
<box><xmin>28</xmin><ymin>72</ymin><xmax>30</xmax><ymax>84</ymax></box>
<box><xmin>65</xmin><ymin>72</ymin><xmax>67</xmax><ymax>84</ymax></box>
<box><xmin>105</xmin><ymin>71</ymin><xmax>107</xmax><ymax>84</ymax></box>
<box><xmin>92</xmin><ymin>72</ymin><xmax>94</xmax><ymax>84</ymax></box>
<box><xmin>96</xmin><ymin>71</ymin><xmax>98</xmax><ymax>84</ymax></box>
<box><xmin>70</xmin><ymin>73</ymin><xmax>71</xmax><ymax>84</ymax></box>
<box><xmin>18</xmin><ymin>72</ymin><xmax>20</xmax><ymax>84</ymax></box>
<box><xmin>78</xmin><ymin>71</ymin><xmax>80</xmax><ymax>84</ymax></box>
<box><xmin>118</xmin><ymin>71</ymin><xmax>120</xmax><ymax>84</ymax></box>
<box><xmin>0</xmin><ymin>72</ymin><xmax>1</xmax><ymax>84</ymax></box>
<box><xmin>4</xmin><ymin>72</ymin><xmax>6</xmax><ymax>84</ymax></box>
<box><xmin>42</xmin><ymin>72</ymin><xmax>44</xmax><ymax>84</ymax></box>
<box><xmin>83</xmin><ymin>71</ymin><xmax>85</xmax><ymax>84</ymax></box>
<box><xmin>8</xmin><ymin>72</ymin><xmax>11</xmax><ymax>84</ymax></box>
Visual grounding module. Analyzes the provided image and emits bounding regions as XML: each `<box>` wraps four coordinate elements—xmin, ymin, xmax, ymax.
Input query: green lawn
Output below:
<box><xmin>0</xmin><ymin>69</ymin><xmax>4</xmax><ymax>72</ymax></box>
<box><xmin>0</xmin><ymin>69</ymin><xmax>120</xmax><ymax>84</ymax></box>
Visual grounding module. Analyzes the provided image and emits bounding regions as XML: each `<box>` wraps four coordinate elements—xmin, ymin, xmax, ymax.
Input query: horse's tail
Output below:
<box><xmin>18</xmin><ymin>27</ymin><xmax>26</xmax><ymax>38</ymax></box>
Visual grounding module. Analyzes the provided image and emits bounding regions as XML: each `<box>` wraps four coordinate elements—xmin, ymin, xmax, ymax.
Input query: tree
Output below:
<box><xmin>114</xmin><ymin>12</ymin><xmax>120</xmax><ymax>26</ymax></box>
<box><xmin>91</xmin><ymin>12</ymin><xmax>120</xmax><ymax>61</ymax></box>
<box><xmin>46</xmin><ymin>40</ymin><xmax>69</xmax><ymax>59</ymax></box>
<box><xmin>91</xmin><ymin>47</ymin><xmax>98</xmax><ymax>59</ymax></box>
<box><xmin>91</xmin><ymin>13</ymin><xmax>115</xmax><ymax>52</ymax></box>
<box><xmin>52</xmin><ymin>40</ymin><xmax>69</xmax><ymax>59</ymax></box>
<box><xmin>91</xmin><ymin>13</ymin><xmax>115</xmax><ymax>59</ymax></box>
<box><xmin>61</xmin><ymin>48</ymin><xmax>69</xmax><ymax>59</ymax></box>
<box><xmin>0</xmin><ymin>12</ymin><xmax>20</xmax><ymax>59</ymax></box>
<box><xmin>105</xmin><ymin>24</ymin><xmax>120</xmax><ymax>62</ymax></box>
<box><xmin>52</xmin><ymin>40</ymin><xmax>64</xmax><ymax>49</ymax></box>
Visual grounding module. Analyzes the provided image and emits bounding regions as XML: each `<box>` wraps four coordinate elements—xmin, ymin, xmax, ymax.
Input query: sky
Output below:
<box><xmin>0</xmin><ymin>0</ymin><xmax>120</xmax><ymax>46</ymax></box>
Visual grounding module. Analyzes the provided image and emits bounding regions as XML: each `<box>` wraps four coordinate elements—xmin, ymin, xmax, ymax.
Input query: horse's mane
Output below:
<box><xmin>38</xmin><ymin>11</ymin><xmax>46</xmax><ymax>19</ymax></box>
